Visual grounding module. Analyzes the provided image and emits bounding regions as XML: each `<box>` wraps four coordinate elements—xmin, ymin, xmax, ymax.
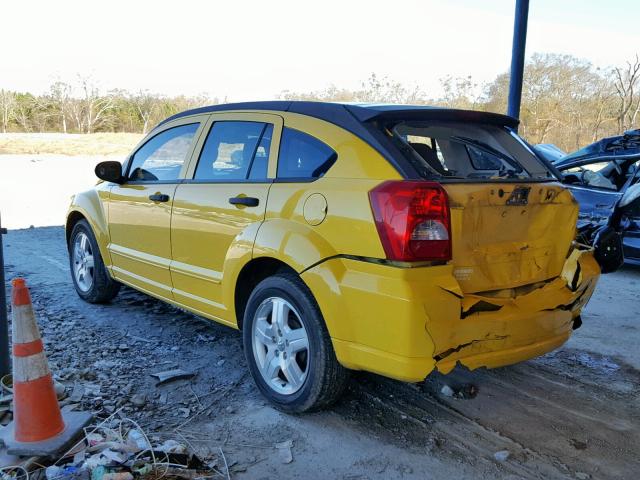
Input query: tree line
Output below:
<box><xmin>281</xmin><ymin>53</ymin><xmax>640</xmax><ymax>152</ymax></box>
<box><xmin>0</xmin><ymin>76</ymin><xmax>218</xmax><ymax>136</ymax></box>
<box><xmin>1</xmin><ymin>53</ymin><xmax>638</xmax><ymax>152</ymax></box>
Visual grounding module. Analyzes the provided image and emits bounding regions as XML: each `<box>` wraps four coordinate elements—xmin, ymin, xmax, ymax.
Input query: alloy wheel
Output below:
<box><xmin>72</xmin><ymin>232</ymin><xmax>95</xmax><ymax>292</ymax></box>
<box><xmin>251</xmin><ymin>296</ymin><xmax>310</xmax><ymax>395</ymax></box>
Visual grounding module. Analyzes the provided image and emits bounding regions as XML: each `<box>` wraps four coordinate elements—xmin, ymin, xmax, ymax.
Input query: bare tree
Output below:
<box><xmin>78</xmin><ymin>76</ymin><xmax>114</xmax><ymax>133</ymax></box>
<box><xmin>130</xmin><ymin>90</ymin><xmax>157</xmax><ymax>134</ymax></box>
<box><xmin>0</xmin><ymin>89</ymin><xmax>16</xmax><ymax>133</ymax></box>
<box><xmin>587</xmin><ymin>74</ymin><xmax>617</xmax><ymax>142</ymax></box>
<box><xmin>50</xmin><ymin>81</ymin><xmax>72</xmax><ymax>133</ymax></box>
<box><xmin>280</xmin><ymin>73</ymin><xmax>427</xmax><ymax>105</ymax></box>
<box><xmin>356</xmin><ymin>73</ymin><xmax>427</xmax><ymax>104</ymax></box>
<box><xmin>12</xmin><ymin>94</ymin><xmax>34</xmax><ymax>132</ymax></box>
<box><xmin>613</xmin><ymin>55</ymin><xmax>640</xmax><ymax>131</ymax></box>
<box><xmin>439</xmin><ymin>75</ymin><xmax>483</xmax><ymax>109</ymax></box>
<box><xmin>69</xmin><ymin>97</ymin><xmax>85</xmax><ymax>133</ymax></box>
<box><xmin>279</xmin><ymin>85</ymin><xmax>357</xmax><ymax>102</ymax></box>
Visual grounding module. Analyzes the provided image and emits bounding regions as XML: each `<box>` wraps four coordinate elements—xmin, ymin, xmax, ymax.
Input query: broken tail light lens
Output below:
<box><xmin>369</xmin><ymin>181</ymin><xmax>451</xmax><ymax>262</ymax></box>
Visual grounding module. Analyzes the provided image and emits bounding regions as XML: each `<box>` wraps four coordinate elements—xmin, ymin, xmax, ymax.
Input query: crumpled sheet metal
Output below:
<box><xmin>447</xmin><ymin>184</ymin><xmax>579</xmax><ymax>294</ymax></box>
<box><xmin>429</xmin><ymin>245</ymin><xmax>600</xmax><ymax>374</ymax></box>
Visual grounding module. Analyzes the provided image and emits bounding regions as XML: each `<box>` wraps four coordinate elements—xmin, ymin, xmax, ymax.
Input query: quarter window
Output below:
<box><xmin>466</xmin><ymin>145</ymin><xmax>504</xmax><ymax>170</ymax></box>
<box><xmin>128</xmin><ymin>123</ymin><xmax>199</xmax><ymax>182</ymax></box>
<box><xmin>277</xmin><ymin>128</ymin><xmax>337</xmax><ymax>179</ymax></box>
<box><xmin>194</xmin><ymin>121</ymin><xmax>271</xmax><ymax>181</ymax></box>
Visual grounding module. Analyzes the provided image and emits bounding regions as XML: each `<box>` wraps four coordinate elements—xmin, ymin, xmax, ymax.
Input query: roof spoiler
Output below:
<box><xmin>345</xmin><ymin>105</ymin><xmax>519</xmax><ymax>129</ymax></box>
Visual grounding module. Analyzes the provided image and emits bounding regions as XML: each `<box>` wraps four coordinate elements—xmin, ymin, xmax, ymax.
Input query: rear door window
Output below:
<box><xmin>277</xmin><ymin>128</ymin><xmax>337</xmax><ymax>180</ymax></box>
<box><xmin>194</xmin><ymin>121</ymin><xmax>271</xmax><ymax>181</ymax></box>
<box><xmin>128</xmin><ymin>123</ymin><xmax>200</xmax><ymax>182</ymax></box>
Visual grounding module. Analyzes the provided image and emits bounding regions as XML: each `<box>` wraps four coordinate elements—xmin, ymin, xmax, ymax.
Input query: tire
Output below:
<box><xmin>68</xmin><ymin>219</ymin><xmax>120</xmax><ymax>303</ymax></box>
<box><xmin>242</xmin><ymin>273</ymin><xmax>349</xmax><ymax>412</ymax></box>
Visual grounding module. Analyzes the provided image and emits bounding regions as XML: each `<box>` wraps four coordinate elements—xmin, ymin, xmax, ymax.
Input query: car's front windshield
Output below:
<box><xmin>388</xmin><ymin>121</ymin><xmax>555</xmax><ymax>181</ymax></box>
<box><xmin>561</xmin><ymin>158</ymin><xmax>640</xmax><ymax>191</ymax></box>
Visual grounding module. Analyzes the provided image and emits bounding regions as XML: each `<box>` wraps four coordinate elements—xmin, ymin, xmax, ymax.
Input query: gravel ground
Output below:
<box><xmin>2</xmin><ymin>226</ymin><xmax>639</xmax><ymax>479</ymax></box>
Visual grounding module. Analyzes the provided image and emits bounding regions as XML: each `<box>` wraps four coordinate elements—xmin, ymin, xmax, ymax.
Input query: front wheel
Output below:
<box><xmin>243</xmin><ymin>273</ymin><xmax>349</xmax><ymax>412</ymax></box>
<box><xmin>69</xmin><ymin>219</ymin><xmax>120</xmax><ymax>303</ymax></box>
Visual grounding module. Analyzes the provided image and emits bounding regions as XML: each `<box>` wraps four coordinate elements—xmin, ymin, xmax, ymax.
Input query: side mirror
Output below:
<box><xmin>95</xmin><ymin>161</ymin><xmax>124</xmax><ymax>184</ymax></box>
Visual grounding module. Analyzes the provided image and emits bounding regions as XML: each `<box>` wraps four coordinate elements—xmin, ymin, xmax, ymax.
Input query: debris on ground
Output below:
<box><xmin>150</xmin><ymin>370</ymin><xmax>196</xmax><ymax>385</ymax></box>
<box><xmin>455</xmin><ymin>384</ymin><xmax>478</xmax><ymax>399</ymax></box>
<box><xmin>440</xmin><ymin>385</ymin><xmax>455</xmax><ymax>397</ymax></box>
<box><xmin>493</xmin><ymin>450</ymin><xmax>511</xmax><ymax>462</ymax></box>
<box><xmin>275</xmin><ymin>440</ymin><xmax>294</xmax><ymax>464</ymax></box>
<box><xmin>439</xmin><ymin>383</ymin><xmax>478</xmax><ymax>400</ymax></box>
<box><xmin>4</xmin><ymin>415</ymin><xmax>226</xmax><ymax>480</ymax></box>
<box><xmin>129</xmin><ymin>395</ymin><xmax>146</xmax><ymax>408</ymax></box>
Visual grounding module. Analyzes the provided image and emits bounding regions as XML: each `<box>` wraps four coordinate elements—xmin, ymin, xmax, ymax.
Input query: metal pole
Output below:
<box><xmin>0</xmin><ymin>213</ymin><xmax>10</xmax><ymax>377</ymax></box>
<box><xmin>507</xmin><ymin>0</ymin><xmax>530</xmax><ymax>128</ymax></box>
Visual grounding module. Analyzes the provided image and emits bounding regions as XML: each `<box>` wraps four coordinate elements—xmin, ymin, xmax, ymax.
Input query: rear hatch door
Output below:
<box><xmin>376</xmin><ymin>115</ymin><xmax>579</xmax><ymax>294</ymax></box>
<box><xmin>443</xmin><ymin>182</ymin><xmax>577</xmax><ymax>294</ymax></box>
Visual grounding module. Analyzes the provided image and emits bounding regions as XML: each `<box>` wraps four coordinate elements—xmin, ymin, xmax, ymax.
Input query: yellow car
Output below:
<box><xmin>67</xmin><ymin>102</ymin><xmax>600</xmax><ymax>412</ymax></box>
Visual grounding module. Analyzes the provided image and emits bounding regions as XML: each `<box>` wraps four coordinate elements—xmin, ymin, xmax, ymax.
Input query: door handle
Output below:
<box><xmin>229</xmin><ymin>196</ymin><xmax>259</xmax><ymax>207</ymax></box>
<box><xmin>149</xmin><ymin>193</ymin><xmax>170</xmax><ymax>202</ymax></box>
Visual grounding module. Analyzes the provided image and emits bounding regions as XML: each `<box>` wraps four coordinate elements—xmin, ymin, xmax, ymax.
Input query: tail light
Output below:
<box><xmin>369</xmin><ymin>181</ymin><xmax>451</xmax><ymax>262</ymax></box>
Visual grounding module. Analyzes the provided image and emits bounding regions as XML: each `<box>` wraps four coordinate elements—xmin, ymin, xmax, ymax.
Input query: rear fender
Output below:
<box><xmin>252</xmin><ymin>219</ymin><xmax>337</xmax><ymax>273</ymax></box>
<box><xmin>220</xmin><ymin>220</ymin><xmax>335</xmax><ymax>328</ymax></box>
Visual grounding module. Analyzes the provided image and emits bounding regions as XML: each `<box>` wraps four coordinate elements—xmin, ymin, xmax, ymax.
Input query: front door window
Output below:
<box><xmin>128</xmin><ymin>123</ymin><xmax>200</xmax><ymax>182</ymax></box>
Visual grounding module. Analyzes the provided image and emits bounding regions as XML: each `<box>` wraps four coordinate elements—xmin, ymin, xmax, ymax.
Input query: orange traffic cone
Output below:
<box><xmin>11</xmin><ymin>277</ymin><xmax>65</xmax><ymax>442</ymax></box>
<box><xmin>0</xmin><ymin>278</ymin><xmax>92</xmax><ymax>457</ymax></box>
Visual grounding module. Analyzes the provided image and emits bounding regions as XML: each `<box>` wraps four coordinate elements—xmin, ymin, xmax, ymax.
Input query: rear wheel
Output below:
<box><xmin>243</xmin><ymin>273</ymin><xmax>349</xmax><ymax>412</ymax></box>
<box><xmin>69</xmin><ymin>219</ymin><xmax>120</xmax><ymax>303</ymax></box>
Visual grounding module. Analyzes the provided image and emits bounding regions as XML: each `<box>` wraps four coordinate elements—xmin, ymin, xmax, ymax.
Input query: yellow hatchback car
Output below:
<box><xmin>67</xmin><ymin>102</ymin><xmax>600</xmax><ymax>412</ymax></box>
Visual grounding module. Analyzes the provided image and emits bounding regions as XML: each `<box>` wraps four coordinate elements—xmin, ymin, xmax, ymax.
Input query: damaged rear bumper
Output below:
<box><xmin>301</xmin><ymin>245</ymin><xmax>600</xmax><ymax>382</ymax></box>
<box><xmin>434</xmin><ymin>245</ymin><xmax>599</xmax><ymax>373</ymax></box>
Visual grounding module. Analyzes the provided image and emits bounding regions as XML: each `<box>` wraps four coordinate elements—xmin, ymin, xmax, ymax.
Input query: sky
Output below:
<box><xmin>2</xmin><ymin>0</ymin><xmax>639</xmax><ymax>101</ymax></box>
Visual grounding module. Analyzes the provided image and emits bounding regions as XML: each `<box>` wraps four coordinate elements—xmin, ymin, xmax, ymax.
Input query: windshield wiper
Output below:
<box><xmin>450</xmin><ymin>135</ymin><xmax>524</xmax><ymax>173</ymax></box>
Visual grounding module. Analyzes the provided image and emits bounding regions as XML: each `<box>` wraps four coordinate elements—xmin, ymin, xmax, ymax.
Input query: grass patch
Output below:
<box><xmin>0</xmin><ymin>133</ymin><xmax>143</xmax><ymax>156</ymax></box>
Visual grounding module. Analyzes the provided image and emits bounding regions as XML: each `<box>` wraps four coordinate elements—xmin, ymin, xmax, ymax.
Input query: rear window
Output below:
<box><xmin>277</xmin><ymin>128</ymin><xmax>337</xmax><ymax>179</ymax></box>
<box><xmin>388</xmin><ymin>122</ymin><xmax>554</xmax><ymax>180</ymax></box>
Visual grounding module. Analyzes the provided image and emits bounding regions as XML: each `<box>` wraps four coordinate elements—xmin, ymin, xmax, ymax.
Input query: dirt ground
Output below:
<box><xmin>2</xmin><ymin>226</ymin><xmax>639</xmax><ymax>480</ymax></box>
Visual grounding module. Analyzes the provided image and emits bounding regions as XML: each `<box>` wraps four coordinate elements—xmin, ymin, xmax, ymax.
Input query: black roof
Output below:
<box><xmin>158</xmin><ymin>101</ymin><xmax>519</xmax><ymax>129</ymax></box>
<box><xmin>157</xmin><ymin>101</ymin><xmax>519</xmax><ymax>180</ymax></box>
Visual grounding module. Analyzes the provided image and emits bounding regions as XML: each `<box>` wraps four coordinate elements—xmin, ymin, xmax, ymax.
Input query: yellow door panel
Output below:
<box><xmin>171</xmin><ymin>183</ymin><xmax>271</xmax><ymax>320</ymax></box>
<box><xmin>170</xmin><ymin>113</ymin><xmax>282</xmax><ymax>321</ymax></box>
<box><xmin>108</xmin><ymin>117</ymin><xmax>207</xmax><ymax>297</ymax></box>
<box><xmin>109</xmin><ymin>184</ymin><xmax>178</xmax><ymax>296</ymax></box>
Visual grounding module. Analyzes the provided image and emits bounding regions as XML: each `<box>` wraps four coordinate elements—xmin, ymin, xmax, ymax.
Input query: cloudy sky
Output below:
<box><xmin>3</xmin><ymin>0</ymin><xmax>639</xmax><ymax>101</ymax></box>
